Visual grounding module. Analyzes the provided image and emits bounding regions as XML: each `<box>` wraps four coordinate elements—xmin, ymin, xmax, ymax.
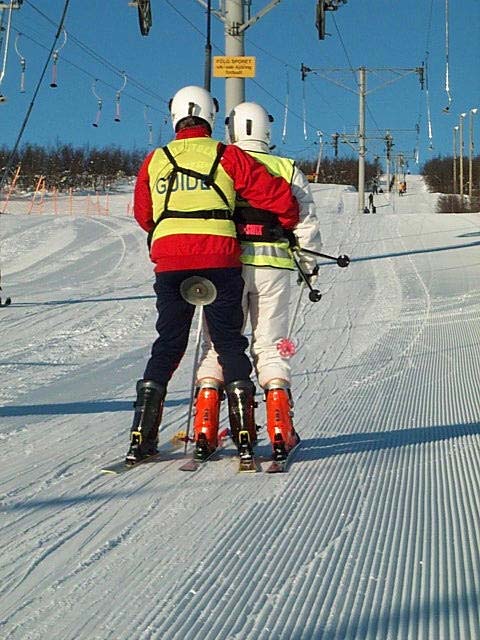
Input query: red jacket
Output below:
<box><xmin>134</xmin><ymin>125</ymin><xmax>299</xmax><ymax>272</ymax></box>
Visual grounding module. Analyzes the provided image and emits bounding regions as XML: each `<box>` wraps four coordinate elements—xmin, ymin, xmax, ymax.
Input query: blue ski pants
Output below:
<box><xmin>143</xmin><ymin>267</ymin><xmax>252</xmax><ymax>386</ymax></box>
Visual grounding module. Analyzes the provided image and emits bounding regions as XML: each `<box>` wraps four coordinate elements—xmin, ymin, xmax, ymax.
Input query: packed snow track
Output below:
<box><xmin>1</xmin><ymin>176</ymin><xmax>479</xmax><ymax>639</ymax></box>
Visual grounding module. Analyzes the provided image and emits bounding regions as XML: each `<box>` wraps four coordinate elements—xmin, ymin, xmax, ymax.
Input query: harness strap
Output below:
<box><xmin>162</xmin><ymin>143</ymin><xmax>230</xmax><ymax>210</ymax></box>
<box><xmin>234</xmin><ymin>206</ymin><xmax>279</xmax><ymax>225</ymax></box>
<box><xmin>160</xmin><ymin>209</ymin><xmax>232</xmax><ymax>220</ymax></box>
<box><xmin>147</xmin><ymin>143</ymin><xmax>231</xmax><ymax>249</ymax></box>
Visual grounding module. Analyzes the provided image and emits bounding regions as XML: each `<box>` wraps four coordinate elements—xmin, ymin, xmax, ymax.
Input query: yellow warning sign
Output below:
<box><xmin>213</xmin><ymin>56</ymin><xmax>256</xmax><ymax>78</ymax></box>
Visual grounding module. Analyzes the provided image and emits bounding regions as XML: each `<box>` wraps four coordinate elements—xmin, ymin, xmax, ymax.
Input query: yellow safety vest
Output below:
<box><xmin>236</xmin><ymin>151</ymin><xmax>295</xmax><ymax>270</ymax></box>
<box><xmin>147</xmin><ymin>138</ymin><xmax>237</xmax><ymax>243</ymax></box>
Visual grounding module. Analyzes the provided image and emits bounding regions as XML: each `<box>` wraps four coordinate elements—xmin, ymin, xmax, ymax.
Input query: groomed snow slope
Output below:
<box><xmin>0</xmin><ymin>176</ymin><xmax>479</xmax><ymax>640</ymax></box>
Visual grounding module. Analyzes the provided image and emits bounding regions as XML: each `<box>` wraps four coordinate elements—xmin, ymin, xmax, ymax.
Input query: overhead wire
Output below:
<box><xmin>0</xmin><ymin>0</ymin><xmax>72</xmax><ymax>192</ymax></box>
<box><xmin>0</xmin><ymin>0</ymin><xmax>72</xmax><ymax>306</ymax></box>
<box><xmin>22</xmin><ymin>0</ymin><xmax>170</xmax><ymax>106</ymax></box>
<box><xmin>15</xmin><ymin>0</ymin><xmax>424</xmax><ymax>162</ymax></box>
<box><xmin>10</xmin><ymin>27</ymin><xmax>168</xmax><ymax>116</ymax></box>
<box><xmin>159</xmin><ymin>0</ymin><xmax>341</xmax><ymax>142</ymax></box>
<box><xmin>8</xmin><ymin>1</ymin><xmax>335</xmax><ymax>159</ymax></box>
<box><xmin>422</xmin><ymin>0</ymin><xmax>435</xmax><ymax>151</ymax></box>
<box><xmin>443</xmin><ymin>0</ymin><xmax>453</xmax><ymax>111</ymax></box>
<box><xmin>0</xmin><ymin>0</ymin><xmax>14</xmax><ymax>89</ymax></box>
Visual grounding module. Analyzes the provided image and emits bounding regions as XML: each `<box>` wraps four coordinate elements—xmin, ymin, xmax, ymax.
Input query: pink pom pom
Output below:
<box><xmin>277</xmin><ymin>338</ymin><xmax>296</xmax><ymax>358</ymax></box>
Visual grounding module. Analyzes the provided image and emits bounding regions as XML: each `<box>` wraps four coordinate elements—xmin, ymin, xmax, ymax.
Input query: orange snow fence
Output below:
<box><xmin>0</xmin><ymin>189</ymin><xmax>112</xmax><ymax>216</ymax></box>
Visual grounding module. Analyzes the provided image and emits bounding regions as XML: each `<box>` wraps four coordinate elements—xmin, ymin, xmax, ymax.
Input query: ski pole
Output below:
<box><xmin>183</xmin><ymin>308</ymin><xmax>203</xmax><ymax>455</ymax></box>
<box><xmin>0</xmin><ymin>272</ymin><xmax>12</xmax><ymax>307</ymax></box>
<box><xmin>179</xmin><ymin>276</ymin><xmax>218</xmax><ymax>455</ymax></box>
<box><xmin>296</xmin><ymin>246</ymin><xmax>350</xmax><ymax>268</ymax></box>
<box><xmin>292</xmin><ymin>251</ymin><xmax>322</xmax><ymax>302</ymax></box>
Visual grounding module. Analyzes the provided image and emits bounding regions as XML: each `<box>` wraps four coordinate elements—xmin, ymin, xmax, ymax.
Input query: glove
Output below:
<box><xmin>297</xmin><ymin>258</ymin><xmax>319</xmax><ymax>286</ymax></box>
<box><xmin>283</xmin><ymin>229</ymin><xmax>299</xmax><ymax>248</ymax></box>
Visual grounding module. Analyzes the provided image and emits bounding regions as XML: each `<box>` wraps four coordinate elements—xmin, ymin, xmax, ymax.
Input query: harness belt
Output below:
<box><xmin>159</xmin><ymin>209</ymin><xmax>232</xmax><ymax>221</ymax></box>
<box><xmin>234</xmin><ymin>206</ymin><xmax>286</xmax><ymax>243</ymax></box>
<box><xmin>236</xmin><ymin>223</ymin><xmax>286</xmax><ymax>243</ymax></box>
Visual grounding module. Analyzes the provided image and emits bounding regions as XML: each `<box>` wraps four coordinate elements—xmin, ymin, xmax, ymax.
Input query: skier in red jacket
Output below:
<box><xmin>126</xmin><ymin>85</ymin><xmax>299</xmax><ymax>465</ymax></box>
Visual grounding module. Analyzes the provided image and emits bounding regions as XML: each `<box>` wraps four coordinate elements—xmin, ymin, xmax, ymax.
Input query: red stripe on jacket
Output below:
<box><xmin>134</xmin><ymin>125</ymin><xmax>299</xmax><ymax>272</ymax></box>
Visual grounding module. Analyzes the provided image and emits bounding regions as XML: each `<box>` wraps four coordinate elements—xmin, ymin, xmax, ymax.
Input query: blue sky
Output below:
<box><xmin>0</xmin><ymin>0</ymin><xmax>479</xmax><ymax>172</ymax></box>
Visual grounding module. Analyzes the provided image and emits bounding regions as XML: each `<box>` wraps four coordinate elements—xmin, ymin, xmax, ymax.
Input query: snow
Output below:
<box><xmin>1</xmin><ymin>176</ymin><xmax>480</xmax><ymax>639</ymax></box>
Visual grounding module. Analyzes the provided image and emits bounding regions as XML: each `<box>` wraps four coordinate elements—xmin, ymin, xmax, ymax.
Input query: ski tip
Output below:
<box><xmin>100</xmin><ymin>452</ymin><xmax>162</xmax><ymax>475</ymax></box>
<box><xmin>264</xmin><ymin>461</ymin><xmax>287</xmax><ymax>474</ymax></box>
<box><xmin>178</xmin><ymin>459</ymin><xmax>201</xmax><ymax>472</ymax></box>
<box><xmin>100</xmin><ymin>464</ymin><xmax>129</xmax><ymax>475</ymax></box>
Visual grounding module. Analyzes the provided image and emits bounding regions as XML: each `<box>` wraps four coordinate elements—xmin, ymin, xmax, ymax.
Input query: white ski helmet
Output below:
<box><xmin>169</xmin><ymin>85</ymin><xmax>219</xmax><ymax>132</ymax></box>
<box><xmin>226</xmin><ymin>102</ymin><xmax>274</xmax><ymax>148</ymax></box>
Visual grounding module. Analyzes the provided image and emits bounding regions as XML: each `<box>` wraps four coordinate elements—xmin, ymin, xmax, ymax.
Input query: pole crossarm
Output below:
<box><xmin>194</xmin><ymin>0</ymin><xmax>283</xmax><ymax>29</ymax></box>
<box><xmin>238</xmin><ymin>0</ymin><xmax>283</xmax><ymax>32</ymax></box>
<box><xmin>301</xmin><ymin>65</ymin><xmax>424</xmax><ymax>95</ymax></box>
<box><xmin>337</xmin><ymin>134</ymin><xmax>358</xmax><ymax>152</ymax></box>
<box><xmin>194</xmin><ymin>0</ymin><xmax>224</xmax><ymax>23</ymax></box>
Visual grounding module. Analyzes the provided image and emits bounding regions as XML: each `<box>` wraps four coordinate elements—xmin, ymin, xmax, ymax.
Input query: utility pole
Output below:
<box><xmin>196</xmin><ymin>0</ymin><xmax>282</xmax><ymax>116</ymax></box>
<box><xmin>468</xmin><ymin>108</ymin><xmax>478</xmax><ymax>202</ymax></box>
<box><xmin>314</xmin><ymin>130</ymin><xmax>324</xmax><ymax>182</ymax></box>
<box><xmin>453</xmin><ymin>125</ymin><xmax>459</xmax><ymax>195</ymax></box>
<box><xmin>459</xmin><ymin>112</ymin><xmax>466</xmax><ymax>206</ymax></box>
<box><xmin>204</xmin><ymin>0</ymin><xmax>212</xmax><ymax>91</ymax></box>
<box><xmin>385</xmin><ymin>131</ymin><xmax>394</xmax><ymax>192</ymax></box>
<box><xmin>301</xmin><ymin>65</ymin><xmax>423</xmax><ymax>212</ymax></box>
<box><xmin>358</xmin><ymin>67</ymin><xmax>366</xmax><ymax>212</ymax></box>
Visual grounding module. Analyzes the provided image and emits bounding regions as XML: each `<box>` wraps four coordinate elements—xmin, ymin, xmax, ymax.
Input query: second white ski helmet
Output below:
<box><xmin>226</xmin><ymin>102</ymin><xmax>274</xmax><ymax>147</ymax></box>
<box><xmin>169</xmin><ymin>85</ymin><xmax>219</xmax><ymax>132</ymax></box>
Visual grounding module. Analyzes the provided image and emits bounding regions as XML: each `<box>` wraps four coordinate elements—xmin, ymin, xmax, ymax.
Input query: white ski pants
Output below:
<box><xmin>197</xmin><ymin>265</ymin><xmax>292</xmax><ymax>388</ymax></box>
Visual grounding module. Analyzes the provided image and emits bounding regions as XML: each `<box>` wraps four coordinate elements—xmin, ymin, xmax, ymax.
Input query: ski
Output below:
<box><xmin>264</xmin><ymin>441</ymin><xmax>301</xmax><ymax>474</ymax></box>
<box><xmin>178</xmin><ymin>427</ymin><xmax>230</xmax><ymax>472</ymax></box>
<box><xmin>178</xmin><ymin>447</ymin><xmax>221</xmax><ymax>472</ymax></box>
<box><xmin>101</xmin><ymin>452</ymin><xmax>162</xmax><ymax>475</ymax></box>
<box><xmin>179</xmin><ymin>450</ymin><xmax>261</xmax><ymax>473</ymax></box>
<box><xmin>101</xmin><ymin>430</ymin><xmax>186</xmax><ymax>475</ymax></box>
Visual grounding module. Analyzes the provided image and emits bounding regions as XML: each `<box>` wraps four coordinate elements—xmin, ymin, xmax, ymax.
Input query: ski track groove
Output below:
<box><xmin>1</xmin><ymin>188</ymin><xmax>480</xmax><ymax>639</ymax></box>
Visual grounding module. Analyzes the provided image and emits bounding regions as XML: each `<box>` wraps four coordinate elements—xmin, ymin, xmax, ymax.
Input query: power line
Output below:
<box><xmin>10</xmin><ymin>27</ymin><xmax>168</xmax><ymax>115</ymax></box>
<box><xmin>0</xmin><ymin>0</ymin><xmax>72</xmax><ymax>193</ymax></box>
<box><xmin>23</xmin><ymin>0</ymin><xmax>169</xmax><ymax>106</ymax></box>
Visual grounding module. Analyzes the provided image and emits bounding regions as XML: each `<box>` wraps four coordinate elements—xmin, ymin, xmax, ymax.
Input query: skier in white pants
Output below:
<box><xmin>194</xmin><ymin>102</ymin><xmax>322</xmax><ymax>462</ymax></box>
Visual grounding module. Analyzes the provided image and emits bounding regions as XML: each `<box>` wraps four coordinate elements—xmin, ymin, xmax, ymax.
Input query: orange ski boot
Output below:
<box><xmin>265</xmin><ymin>379</ymin><xmax>300</xmax><ymax>461</ymax></box>
<box><xmin>193</xmin><ymin>378</ymin><xmax>222</xmax><ymax>461</ymax></box>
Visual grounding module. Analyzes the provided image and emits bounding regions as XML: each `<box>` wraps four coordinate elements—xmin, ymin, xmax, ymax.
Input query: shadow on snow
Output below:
<box><xmin>0</xmin><ymin>397</ymin><xmax>188</xmax><ymax>417</ymax></box>
<box><xmin>8</xmin><ymin>293</ymin><xmax>155</xmax><ymax>307</ymax></box>
<box><xmin>295</xmin><ymin>421</ymin><xmax>480</xmax><ymax>462</ymax></box>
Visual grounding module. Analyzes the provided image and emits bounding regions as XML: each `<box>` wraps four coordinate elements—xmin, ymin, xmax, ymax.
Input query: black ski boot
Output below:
<box><xmin>225</xmin><ymin>380</ymin><xmax>257</xmax><ymax>455</ymax></box>
<box><xmin>125</xmin><ymin>380</ymin><xmax>166</xmax><ymax>465</ymax></box>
